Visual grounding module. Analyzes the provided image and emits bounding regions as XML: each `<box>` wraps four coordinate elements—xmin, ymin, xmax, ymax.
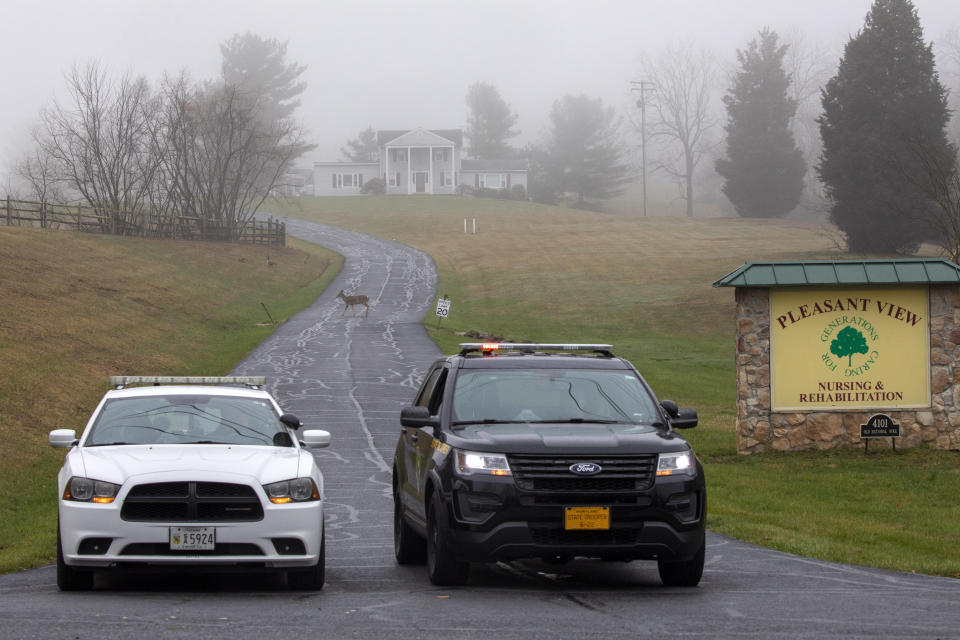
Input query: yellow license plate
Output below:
<box><xmin>564</xmin><ymin>507</ymin><xmax>610</xmax><ymax>530</ymax></box>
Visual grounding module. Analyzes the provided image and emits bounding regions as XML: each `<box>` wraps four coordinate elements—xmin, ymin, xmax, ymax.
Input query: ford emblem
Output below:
<box><xmin>569</xmin><ymin>462</ymin><xmax>602</xmax><ymax>475</ymax></box>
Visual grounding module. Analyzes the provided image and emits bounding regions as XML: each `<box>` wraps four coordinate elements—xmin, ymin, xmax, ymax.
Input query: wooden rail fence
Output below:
<box><xmin>1</xmin><ymin>196</ymin><xmax>285</xmax><ymax>246</ymax></box>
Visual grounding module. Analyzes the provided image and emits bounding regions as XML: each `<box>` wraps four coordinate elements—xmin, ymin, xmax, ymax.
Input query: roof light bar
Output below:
<box><xmin>110</xmin><ymin>376</ymin><xmax>266</xmax><ymax>389</ymax></box>
<box><xmin>459</xmin><ymin>343</ymin><xmax>613</xmax><ymax>356</ymax></box>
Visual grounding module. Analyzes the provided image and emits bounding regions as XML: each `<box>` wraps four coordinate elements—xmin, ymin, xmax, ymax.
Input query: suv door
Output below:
<box><xmin>399</xmin><ymin>365</ymin><xmax>447</xmax><ymax>521</ymax></box>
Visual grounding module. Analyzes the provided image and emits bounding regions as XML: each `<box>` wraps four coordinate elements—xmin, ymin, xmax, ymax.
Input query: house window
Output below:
<box><xmin>388</xmin><ymin>173</ymin><xmax>397</xmax><ymax>186</ymax></box>
<box><xmin>391</xmin><ymin>149</ymin><xmax>407</xmax><ymax>162</ymax></box>
<box><xmin>481</xmin><ymin>174</ymin><xmax>505</xmax><ymax>189</ymax></box>
<box><xmin>440</xmin><ymin>171</ymin><xmax>453</xmax><ymax>186</ymax></box>
<box><xmin>434</xmin><ymin>149</ymin><xmax>449</xmax><ymax>162</ymax></box>
<box><xmin>333</xmin><ymin>173</ymin><xmax>361</xmax><ymax>189</ymax></box>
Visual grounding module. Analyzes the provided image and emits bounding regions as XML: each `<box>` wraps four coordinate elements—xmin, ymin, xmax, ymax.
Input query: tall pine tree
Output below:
<box><xmin>465</xmin><ymin>82</ymin><xmax>519</xmax><ymax>160</ymax></box>
<box><xmin>716</xmin><ymin>29</ymin><xmax>805</xmax><ymax>218</ymax></box>
<box><xmin>818</xmin><ymin>0</ymin><xmax>953</xmax><ymax>254</ymax></box>
<box><xmin>536</xmin><ymin>94</ymin><xmax>628</xmax><ymax>207</ymax></box>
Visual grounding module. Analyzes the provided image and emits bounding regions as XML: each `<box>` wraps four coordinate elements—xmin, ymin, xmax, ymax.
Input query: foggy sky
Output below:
<box><xmin>2</xmin><ymin>0</ymin><xmax>957</xmax><ymax>172</ymax></box>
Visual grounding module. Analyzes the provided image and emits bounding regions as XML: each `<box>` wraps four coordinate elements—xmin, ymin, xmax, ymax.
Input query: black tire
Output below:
<box><xmin>288</xmin><ymin>526</ymin><xmax>325</xmax><ymax>591</ymax></box>
<box><xmin>425</xmin><ymin>492</ymin><xmax>468</xmax><ymax>586</ymax></box>
<box><xmin>657</xmin><ymin>538</ymin><xmax>705</xmax><ymax>587</ymax></box>
<box><xmin>394</xmin><ymin>487</ymin><xmax>426</xmax><ymax>564</ymax></box>
<box><xmin>56</xmin><ymin>524</ymin><xmax>93</xmax><ymax>591</ymax></box>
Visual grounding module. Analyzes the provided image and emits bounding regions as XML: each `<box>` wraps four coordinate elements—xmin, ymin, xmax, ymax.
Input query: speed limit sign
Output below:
<box><xmin>435</xmin><ymin>297</ymin><xmax>451</xmax><ymax>318</ymax></box>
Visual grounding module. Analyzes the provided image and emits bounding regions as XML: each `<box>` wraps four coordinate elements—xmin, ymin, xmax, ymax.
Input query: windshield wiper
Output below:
<box><xmin>451</xmin><ymin>419</ymin><xmax>519</xmax><ymax>428</ymax></box>
<box><xmin>180</xmin><ymin>440</ymin><xmax>233</xmax><ymax>445</ymax></box>
<box><xmin>525</xmin><ymin>418</ymin><xmax>626</xmax><ymax>424</ymax></box>
<box><xmin>87</xmin><ymin>442</ymin><xmax>131</xmax><ymax>447</ymax></box>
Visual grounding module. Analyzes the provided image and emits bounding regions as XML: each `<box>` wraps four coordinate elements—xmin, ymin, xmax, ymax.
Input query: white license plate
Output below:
<box><xmin>169</xmin><ymin>527</ymin><xmax>216</xmax><ymax>551</ymax></box>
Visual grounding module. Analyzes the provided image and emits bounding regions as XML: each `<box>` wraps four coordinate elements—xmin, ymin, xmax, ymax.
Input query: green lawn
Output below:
<box><xmin>273</xmin><ymin>195</ymin><xmax>960</xmax><ymax>578</ymax></box>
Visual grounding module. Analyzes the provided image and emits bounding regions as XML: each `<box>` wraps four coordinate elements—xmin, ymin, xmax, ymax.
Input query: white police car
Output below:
<box><xmin>49</xmin><ymin>376</ymin><xmax>330</xmax><ymax>591</ymax></box>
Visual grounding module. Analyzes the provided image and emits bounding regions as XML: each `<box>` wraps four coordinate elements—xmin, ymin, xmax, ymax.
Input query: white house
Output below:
<box><xmin>312</xmin><ymin>128</ymin><xmax>527</xmax><ymax>196</ymax></box>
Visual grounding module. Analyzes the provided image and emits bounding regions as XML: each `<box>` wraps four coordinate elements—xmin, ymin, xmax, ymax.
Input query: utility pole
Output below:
<box><xmin>631</xmin><ymin>80</ymin><xmax>655</xmax><ymax>217</ymax></box>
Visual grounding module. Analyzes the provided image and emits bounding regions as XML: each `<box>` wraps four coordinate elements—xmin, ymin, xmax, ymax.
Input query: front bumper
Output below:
<box><xmin>59</xmin><ymin>492</ymin><xmax>323</xmax><ymax>570</ymax></box>
<box><xmin>443</xmin><ymin>473</ymin><xmax>705</xmax><ymax>563</ymax></box>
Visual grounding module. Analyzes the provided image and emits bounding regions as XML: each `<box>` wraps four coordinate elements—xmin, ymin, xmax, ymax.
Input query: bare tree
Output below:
<box><xmin>14</xmin><ymin>128</ymin><xmax>65</xmax><ymax>203</ymax></box>
<box><xmin>20</xmin><ymin>53</ymin><xmax>311</xmax><ymax>241</ymax></box>
<box><xmin>905</xmin><ymin>140</ymin><xmax>960</xmax><ymax>262</ymax></box>
<box><xmin>153</xmin><ymin>75</ymin><xmax>311</xmax><ymax>238</ymax></box>
<box><xmin>641</xmin><ymin>44</ymin><xmax>718</xmax><ymax>217</ymax></box>
<box><xmin>36</xmin><ymin>62</ymin><xmax>159</xmax><ymax>233</ymax></box>
<box><xmin>936</xmin><ymin>25</ymin><xmax>960</xmax><ymax>146</ymax></box>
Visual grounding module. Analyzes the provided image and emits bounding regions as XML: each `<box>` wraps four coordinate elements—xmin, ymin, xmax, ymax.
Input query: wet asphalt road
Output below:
<box><xmin>1</xmin><ymin>219</ymin><xmax>958</xmax><ymax>639</ymax></box>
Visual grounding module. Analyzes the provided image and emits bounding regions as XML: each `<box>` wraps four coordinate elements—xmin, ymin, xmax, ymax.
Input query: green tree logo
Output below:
<box><xmin>830</xmin><ymin>326</ymin><xmax>869</xmax><ymax>366</ymax></box>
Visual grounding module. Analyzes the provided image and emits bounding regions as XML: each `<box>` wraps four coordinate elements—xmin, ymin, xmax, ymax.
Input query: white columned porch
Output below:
<box><xmin>428</xmin><ymin>145</ymin><xmax>434</xmax><ymax>195</ymax></box>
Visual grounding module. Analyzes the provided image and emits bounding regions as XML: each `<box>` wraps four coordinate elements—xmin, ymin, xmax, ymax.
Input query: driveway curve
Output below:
<box><xmin>0</xmin><ymin>218</ymin><xmax>957</xmax><ymax>639</ymax></box>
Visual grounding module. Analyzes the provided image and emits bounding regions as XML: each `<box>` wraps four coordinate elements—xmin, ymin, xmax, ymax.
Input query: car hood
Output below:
<box><xmin>446</xmin><ymin>422</ymin><xmax>690</xmax><ymax>454</ymax></box>
<box><xmin>77</xmin><ymin>445</ymin><xmax>306</xmax><ymax>487</ymax></box>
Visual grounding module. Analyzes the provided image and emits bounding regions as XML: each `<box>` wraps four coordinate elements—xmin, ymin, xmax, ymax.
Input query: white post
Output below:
<box><xmin>429</xmin><ymin>145</ymin><xmax>434</xmax><ymax>195</ymax></box>
<box><xmin>382</xmin><ymin>147</ymin><xmax>390</xmax><ymax>193</ymax></box>
<box><xmin>464</xmin><ymin>218</ymin><xmax>467</xmax><ymax>233</ymax></box>
<box><xmin>407</xmin><ymin>146</ymin><xmax>412</xmax><ymax>194</ymax></box>
<box><xmin>473</xmin><ymin>218</ymin><xmax>476</xmax><ymax>234</ymax></box>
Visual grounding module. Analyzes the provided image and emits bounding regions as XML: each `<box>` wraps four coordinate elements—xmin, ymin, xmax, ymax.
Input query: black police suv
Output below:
<box><xmin>392</xmin><ymin>343</ymin><xmax>706</xmax><ymax>586</ymax></box>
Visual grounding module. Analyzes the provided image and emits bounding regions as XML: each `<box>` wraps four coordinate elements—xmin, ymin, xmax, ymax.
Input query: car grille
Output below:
<box><xmin>119</xmin><ymin>543</ymin><xmax>264</xmax><ymax>556</ymax></box>
<box><xmin>507</xmin><ymin>454</ymin><xmax>657</xmax><ymax>492</ymax></box>
<box><xmin>529</xmin><ymin>527</ymin><xmax>643</xmax><ymax>546</ymax></box>
<box><xmin>121</xmin><ymin>482</ymin><xmax>263</xmax><ymax>522</ymax></box>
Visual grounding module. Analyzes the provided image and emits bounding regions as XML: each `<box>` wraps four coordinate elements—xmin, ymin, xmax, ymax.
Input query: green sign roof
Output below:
<box><xmin>713</xmin><ymin>259</ymin><xmax>960</xmax><ymax>288</ymax></box>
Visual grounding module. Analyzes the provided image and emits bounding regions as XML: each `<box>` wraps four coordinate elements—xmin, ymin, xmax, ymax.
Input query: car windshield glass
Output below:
<box><xmin>85</xmin><ymin>395</ymin><xmax>286</xmax><ymax>446</ymax></box>
<box><xmin>452</xmin><ymin>369</ymin><xmax>659</xmax><ymax>425</ymax></box>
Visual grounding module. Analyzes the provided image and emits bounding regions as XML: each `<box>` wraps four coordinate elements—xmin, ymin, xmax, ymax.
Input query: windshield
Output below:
<box><xmin>85</xmin><ymin>395</ymin><xmax>288</xmax><ymax>446</ymax></box>
<box><xmin>452</xmin><ymin>369</ymin><xmax>660</xmax><ymax>425</ymax></box>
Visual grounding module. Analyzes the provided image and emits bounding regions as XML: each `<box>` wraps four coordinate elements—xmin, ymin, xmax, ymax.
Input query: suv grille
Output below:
<box><xmin>121</xmin><ymin>482</ymin><xmax>263</xmax><ymax>522</ymax></box>
<box><xmin>508</xmin><ymin>454</ymin><xmax>657</xmax><ymax>492</ymax></box>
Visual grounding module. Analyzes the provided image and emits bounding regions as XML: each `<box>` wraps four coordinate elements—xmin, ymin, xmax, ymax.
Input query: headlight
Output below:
<box><xmin>455</xmin><ymin>450</ymin><xmax>512</xmax><ymax>476</ymax></box>
<box><xmin>657</xmin><ymin>451</ymin><xmax>695</xmax><ymax>477</ymax></box>
<box><xmin>63</xmin><ymin>477</ymin><xmax>120</xmax><ymax>503</ymax></box>
<box><xmin>264</xmin><ymin>478</ymin><xmax>320</xmax><ymax>503</ymax></box>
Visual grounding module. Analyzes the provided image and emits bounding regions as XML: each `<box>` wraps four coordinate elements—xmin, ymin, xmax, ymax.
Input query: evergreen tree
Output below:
<box><xmin>340</xmin><ymin>126</ymin><xmax>379</xmax><ymax>162</ymax></box>
<box><xmin>465</xmin><ymin>82</ymin><xmax>519</xmax><ymax>159</ymax></box>
<box><xmin>716</xmin><ymin>29</ymin><xmax>805</xmax><ymax>218</ymax></box>
<box><xmin>818</xmin><ymin>0</ymin><xmax>953</xmax><ymax>253</ymax></box>
<box><xmin>536</xmin><ymin>94</ymin><xmax>628</xmax><ymax>207</ymax></box>
<box><xmin>221</xmin><ymin>32</ymin><xmax>307</xmax><ymax>121</ymax></box>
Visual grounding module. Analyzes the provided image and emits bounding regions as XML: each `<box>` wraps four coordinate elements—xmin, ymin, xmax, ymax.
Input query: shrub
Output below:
<box><xmin>361</xmin><ymin>177</ymin><xmax>385</xmax><ymax>195</ymax></box>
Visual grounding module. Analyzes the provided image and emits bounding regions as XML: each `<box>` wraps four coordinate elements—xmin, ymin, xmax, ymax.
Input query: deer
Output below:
<box><xmin>336</xmin><ymin>289</ymin><xmax>370</xmax><ymax>317</ymax></box>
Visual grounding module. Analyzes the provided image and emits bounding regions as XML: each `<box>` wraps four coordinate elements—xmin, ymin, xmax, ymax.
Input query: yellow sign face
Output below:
<box><xmin>770</xmin><ymin>287</ymin><xmax>929</xmax><ymax>410</ymax></box>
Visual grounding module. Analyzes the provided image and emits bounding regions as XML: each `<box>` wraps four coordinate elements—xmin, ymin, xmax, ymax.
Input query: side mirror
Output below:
<box><xmin>50</xmin><ymin>429</ymin><xmax>78</xmax><ymax>448</ymax></box>
<box><xmin>671</xmin><ymin>408</ymin><xmax>699</xmax><ymax>429</ymax></box>
<box><xmin>401</xmin><ymin>406</ymin><xmax>439</xmax><ymax>428</ymax></box>
<box><xmin>301</xmin><ymin>429</ymin><xmax>331</xmax><ymax>448</ymax></box>
<box><xmin>660</xmin><ymin>400</ymin><xmax>679</xmax><ymax>418</ymax></box>
<box><xmin>660</xmin><ymin>401</ymin><xmax>697</xmax><ymax>429</ymax></box>
<box><xmin>280</xmin><ymin>413</ymin><xmax>302</xmax><ymax>430</ymax></box>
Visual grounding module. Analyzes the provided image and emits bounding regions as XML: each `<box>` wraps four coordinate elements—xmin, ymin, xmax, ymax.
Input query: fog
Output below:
<box><xmin>2</xmin><ymin>0</ymin><xmax>957</xmax><ymax>170</ymax></box>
